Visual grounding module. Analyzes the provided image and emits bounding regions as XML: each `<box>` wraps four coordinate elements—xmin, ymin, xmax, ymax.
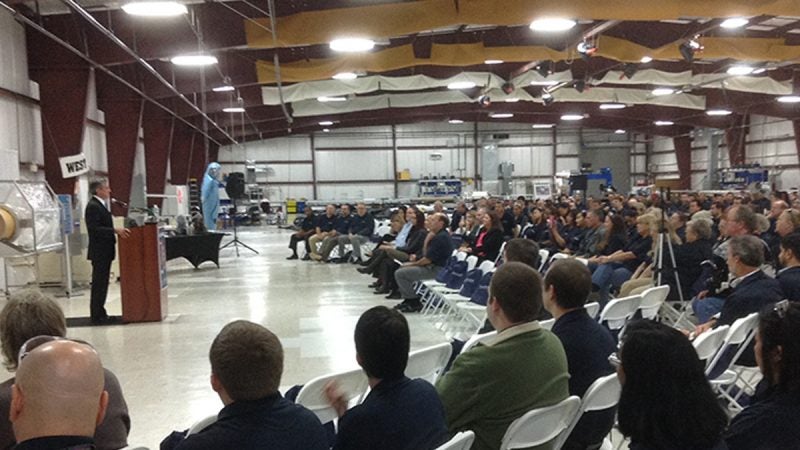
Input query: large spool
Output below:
<box><xmin>0</xmin><ymin>206</ymin><xmax>16</xmax><ymax>241</ymax></box>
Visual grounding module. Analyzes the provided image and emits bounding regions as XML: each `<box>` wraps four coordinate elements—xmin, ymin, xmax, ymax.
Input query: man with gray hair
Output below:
<box><xmin>10</xmin><ymin>339</ymin><xmax>108</xmax><ymax>449</ymax></box>
<box><xmin>336</xmin><ymin>202</ymin><xmax>374</xmax><ymax>263</ymax></box>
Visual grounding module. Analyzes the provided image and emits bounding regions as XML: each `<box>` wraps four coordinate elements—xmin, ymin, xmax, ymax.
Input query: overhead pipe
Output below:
<box><xmin>57</xmin><ymin>0</ymin><xmax>238</xmax><ymax>145</ymax></box>
<box><xmin>266</xmin><ymin>0</ymin><xmax>293</xmax><ymax>129</ymax></box>
<box><xmin>0</xmin><ymin>1</ymin><xmax>229</xmax><ymax>147</ymax></box>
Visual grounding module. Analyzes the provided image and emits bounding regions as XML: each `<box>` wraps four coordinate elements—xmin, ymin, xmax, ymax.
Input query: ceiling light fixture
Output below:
<box><xmin>222</xmin><ymin>107</ymin><xmax>245</xmax><ymax>113</ymax></box>
<box><xmin>720</xmin><ymin>17</ymin><xmax>749</xmax><ymax>29</ymax></box>
<box><xmin>561</xmin><ymin>114</ymin><xmax>584</xmax><ymax>121</ymax></box>
<box><xmin>504</xmin><ymin>98</ymin><xmax>520</xmax><ymax>103</ymax></box>
<box><xmin>532</xmin><ymin>124</ymin><xmax>555</xmax><ymax>129</ymax></box>
<box><xmin>122</xmin><ymin>1</ymin><xmax>187</xmax><ymax>16</ymax></box>
<box><xmin>777</xmin><ymin>95</ymin><xmax>800</xmax><ymax>103</ymax></box>
<box><xmin>652</xmin><ymin>87</ymin><xmax>675</xmax><ymax>96</ymax></box>
<box><xmin>484</xmin><ymin>59</ymin><xmax>504</xmax><ymax>65</ymax></box>
<box><xmin>448</xmin><ymin>81</ymin><xmax>477</xmax><ymax>90</ymax></box>
<box><xmin>322</xmin><ymin>128</ymin><xmax>331</xmax><ymax>133</ymax></box>
<box><xmin>529</xmin><ymin>18</ymin><xmax>577</xmax><ymax>32</ymax></box>
<box><xmin>530</xmin><ymin>80</ymin><xmax>559</xmax><ymax>86</ymax></box>
<box><xmin>599</xmin><ymin>103</ymin><xmax>626</xmax><ymax>110</ymax></box>
<box><xmin>332</xmin><ymin>72</ymin><xmax>358</xmax><ymax>80</ymax></box>
<box><xmin>448</xmin><ymin>119</ymin><xmax>464</xmax><ymax>124</ymax></box>
<box><xmin>329</xmin><ymin>38</ymin><xmax>375</xmax><ymax>52</ymax></box>
<box><xmin>654</xmin><ymin>120</ymin><xmax>674</xmax><ymax>126</ymax></box>
<box><xmin>640</xmin><ymin>56</ymin><xmax>653</xmax><ymax>64</ymax></box>
<box><xmin>727</xmin><ymin>65</ymin><xmax>754</xmax><ymax>76</ymax></box>
<box><xmin>319</xmin><ymin>121</ymin><xmax>334</xmax><ymax>126</ymax></box>
<box><xmin>212</xmin><ymin>85</ymin><xmax>235</xmax><ymax>92</ymax></box>
<box><xmin>615</xmin><ymin>129</ymin><xmax>626</xmax><ymax>134</ymax></box>
<box><xmin>707</xmin><ymin>109</ymin><xmax>733</xmax><ymax>116</ymax></box>
<box><xmin>317</xmin><ymin>96</ymin><xmax>347</xmax><ymax>102</ymax></box>
<box><xmin>489</xmin><ymin>113</ymin><xmax>514</xmax><ymax>119</ymax></box>
<box><xmin>752</xmin><ymin>67</ymin><xmax>767</xmax><ymax>75</ymax></box>
<box><xmin>171</xmin><ymin>54</ymin><xmax>217</xmax><ymax>66</ymax></box>
<box><xmin>679</xmin><ymin>35</ymin><xmax>703</xmax><ymax>62</ymax></box>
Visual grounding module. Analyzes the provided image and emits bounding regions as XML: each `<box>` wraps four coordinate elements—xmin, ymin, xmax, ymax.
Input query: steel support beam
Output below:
<box><xmin>169</xmin><ymin>125</ymin><xmax>194</xmax><ymax>185</ymax></box>
<box><xmin>99</xmin><ymin>92</ymin><xmax>142</xmax><ymax>216</ymax></box>
<box><xmin>673</xmin><ymin>134</ymin><xmax>693</xmax><ymax>190</ymax></box>
<box><xmin>725</xmin><ymin>114</ymin><xmax>749</xmax><ymax>166</ymax></box>
<box><xmin>142</xmin><ymin>103</ymin><xmax>173</xmax><ymax>208</ymax></box>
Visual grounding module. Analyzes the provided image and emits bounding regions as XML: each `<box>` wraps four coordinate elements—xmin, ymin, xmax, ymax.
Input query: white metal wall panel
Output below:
<box><xmin>315</xmin><ymin>132</ymin><xmax>392</xmax><ymax>149</ymax></box>
<box><xmin>0</xmin><ymin>11</ymin><xmax>29</xmax><ymax>95</ymax></box>
<box><xmin>83</xmin><ymin>123</ymin><xmax>107</xmax><ymax>172</ymax></box>
<box><xmin>556</xmin><ymin>157</ymin><xmax>580</xmax><ymax>173</ymax></box>
<box><xmin>264</xmin><ymin>184</ymin><xmax>314</xmax><ymax>203</ymax></box>
<box><xmin>317</xmin><ymin>182</ymin><xmax>395</xmax><ymax>200</ymax></box>
<box><xmin>396</xmin><ymin>147</ymin><xmax>464</xmax><ymax>179</ymax></box>
<box><xmin>0</xmin><ymin>97</ymin><xmax>18</xmax><ymax>153</ymax></box>
<box><xmin>315</xmin><ymin>150</ymin><xmax>393</xmax><ymax>181</ymax></box>
<box><xmin>17</xmin><ymin>103</ymin><xmax>43</xmax><ymax>165</ymax></box>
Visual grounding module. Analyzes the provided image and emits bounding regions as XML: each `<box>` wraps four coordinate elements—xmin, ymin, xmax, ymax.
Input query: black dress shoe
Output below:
<box><xmin>368</xmin><ymin>281</ymin><xmax>381</xmax><ymax>289</ymax></box>
<box><xmin>301</xmin><ymin>254</ymin><xmax>311</xmax><ymax>261</ymax></box>
<box><xmin>286</xmin><ymin>254</ymin><xmax>299</xmax><ymax>260</ymax></box>
<box><xmin>396</xmin><ymin>301</ymin><xmax>422</xmax><ymax>313</ymax></box>
<box><xmin>385</xmin><ymin>290</ymin><xmax>402</xmax><ymax>300</ymax></box>
<box><xmin>358</xmin><ymin>260</ymin><xmax>370</xmax><ymax>267</ymax></box>
<box><xmin>357</xmin><ymin>267</ymin><xmax>371</xmax><ymax>274</ymax></box>
<box><xmin>91</xmin><ymin>316</ymin><xmax>122</xmax><ymax>326</ymax></box>
<box><xmin>373</xmin><ymin>287</ymin><xmax>391</xmax><ymax>295</ymax></box>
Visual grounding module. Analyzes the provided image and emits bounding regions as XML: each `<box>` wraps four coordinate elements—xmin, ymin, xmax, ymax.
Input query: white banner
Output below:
<box><xmin>59</xmin><ymin>153</ymin><xmax>89</xmax><ymax>178</ymax></box>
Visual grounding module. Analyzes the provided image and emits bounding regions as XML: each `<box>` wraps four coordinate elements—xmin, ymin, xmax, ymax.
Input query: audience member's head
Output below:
<box><xmin>304</xmin><ymin>206</ymin><xmax>314</xmax><ymax>216</ymax></box>
<box><xmin>0</xmin><ymin>290</ymin><xmax>67</xmax><ymax>371</ymax></box>
<box><xmin>487</xmin><ymin>262</ymin><xmax>543</xmax><ymax>330</ymax></box>
<box><xmin>543</xmin><ymin>259</ymin><xmax>591</xmax><ymax>314</ymax></box>
<box><xmin>756</xmin><ymin>300</ymin><xmax>800</xmax><ymax>394</ymax></box>
<box><xmin>777</xmin><ymin>208</ymin><xmax>800</xmax><ymax>237</ymax></box>
<box><xmin>727</xmin><ymin>205</ymin><xmax>757</xmax><ymax>236</ymax></box>
<box><xmin>355</xmin><ymin>203</ymin><xmax>367</xmax><ymax>216</ymax></box>
<box><xmin>340</xmin><ymin>204</ymin><xmax>351</xmax><ymax>216</ymax></box>
<box><xmin>11</xmin><ymin>339</ymin><xmax>108</xmax><ymax>444</ymax></box>
<box><xmin>727</xmin><ymin>235</ymin><xmax>764</xmax><ymax>276</ymax></box>
<box><xmin>354</xmin><ymin>306</ymin><xmax>409</xmax><ymax>381</ymax></box>
<box><xmin>503</xmin><ymin>238</ymin><xmax>540</xmax><ymax>269</ymax></box>
<box><xmin>586</xmin><ymin>209</ymin><xmax>605</xmax><ymax>229</ymax></box>
<box><xmin>616</xmin><ymin>320</ymin><xmax>727</xmax><ymax>449</ymax></box>
<box><xmin>779</xmin><ymin>233</ymin><xmax>800</xmax><ymax>268</ymax></box>
<box><xmin>685</xmin><ymin>219</ymin><xmax>712</xmax><ymax>243</ymax></box>
<box><xmin>483</xmin><ymin>210</ymin><xmax>501</xmax><ymax>231</ymax></box>
<box><xmin>408</xmin><ymin>206</ymin><xmax>425</xmax><ymax>230</ymax></box>
<box><xmin>770</xmin><ymin>200</ymin><xmax>788</xmax><ymax>219</ymax></box>
<box><xmin>209</xmin><ymin>320</ymin><xmax>283</xmax><ymax>404</ymax></box>
<box><xmin>689</xmin><ymin>199</ymin><xmax>703</xmax><ymax>215</ymax></box>
<box><xmin>429</xmin><ymin>212</ymin><xmax>449</xmax><ymax>232</ymax></box>
<box><xmin>325</xmin><ymin>204</ymin><xmax>336</xmax><ymax>216</ymax></box>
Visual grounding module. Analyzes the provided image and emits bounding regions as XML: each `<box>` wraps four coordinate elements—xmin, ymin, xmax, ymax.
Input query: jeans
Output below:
<box><xmin>692</xmin><ymin>296</ymin><xmax>725</xmax><ymax>323</ymax></box>
<box><xmin>592</xmin><ymin>262</ymin><xmax>633</xmax><ymax>306</ymax></box>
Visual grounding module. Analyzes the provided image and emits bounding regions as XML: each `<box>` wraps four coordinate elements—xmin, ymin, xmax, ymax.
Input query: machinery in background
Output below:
<box><xmin>718</xmin><ymin>164</ymin><xmax>769</xmax><ymax>191</ymax></box>
<box><xmin>418</xmin><ymin>176</ymin><xmax>463</xmax><ymax>197</ymax></box>
<box><xmin>563</xmin><ymin>167</ymin><xmax>614</xmax><ymax>196</ymax></box>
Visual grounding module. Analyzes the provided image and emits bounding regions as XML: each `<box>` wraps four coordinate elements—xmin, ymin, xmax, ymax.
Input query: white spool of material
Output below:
<box><xmin>0</xmin><ymin>206</ymin><xmax>17</xmax><ymax>241</ymax></box>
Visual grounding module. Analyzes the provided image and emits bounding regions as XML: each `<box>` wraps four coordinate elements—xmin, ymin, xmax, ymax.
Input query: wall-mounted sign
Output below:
<box><xmin>59</xmin><ymin>153</ymin><xmax>89</xmax><ymax>178</ymax></box>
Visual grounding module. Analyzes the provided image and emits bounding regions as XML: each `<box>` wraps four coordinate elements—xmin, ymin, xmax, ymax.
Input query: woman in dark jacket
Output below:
<box><xmin>596</xmin><ymin>214</ymin><xmax>628</xmax><ymax>256</ymax></box>
<box><xmin>373</xmin><ymin>208</ymin><xmax>428</xmax><ymax>296</ymax></box>
<box><xmin>468</xmin><ymin>210</ymin><xmax>504</xmax><ymax>263</ymax></box>
<box><xmin>664</xmin><ymin>219</ymin><xmax>715</xmax><ymax>301</ymax></box>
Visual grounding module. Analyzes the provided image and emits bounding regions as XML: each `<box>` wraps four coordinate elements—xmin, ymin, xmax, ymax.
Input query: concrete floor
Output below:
<box><xmin>7</xmin><ymin>227</ymin><xmax>448</xmax><ymax>448</ymax></box>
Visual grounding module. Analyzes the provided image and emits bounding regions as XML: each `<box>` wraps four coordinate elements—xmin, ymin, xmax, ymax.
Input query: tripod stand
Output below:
<box><xmin>652</xmin><ymin>191</ymin><xmax>687</xmax><ymax>326</ymax></box>
<box><xmin>220</xmin><ymin>199</ymin><xmax>259</xmax><ymax>257</ymax></box>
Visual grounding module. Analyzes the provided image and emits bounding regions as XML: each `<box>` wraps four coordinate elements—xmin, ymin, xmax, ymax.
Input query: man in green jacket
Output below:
<box><xmin>436</xmin><ymin>262</ymin><xmax>569</xmax><ymax>450</ymax></box>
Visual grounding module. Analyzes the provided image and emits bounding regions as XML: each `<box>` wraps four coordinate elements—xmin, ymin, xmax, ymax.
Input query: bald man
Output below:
<box><xmin>10</xmin><ymin>340</ymin><xmax>108</xmax><ymax>450</ymax></box>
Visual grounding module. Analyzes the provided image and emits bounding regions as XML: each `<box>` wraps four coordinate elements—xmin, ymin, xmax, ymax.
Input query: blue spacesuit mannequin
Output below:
<box><xmin>201</xmin><ymin>162</ymin><xmax>221</xmax><ymax>228</ymax></box>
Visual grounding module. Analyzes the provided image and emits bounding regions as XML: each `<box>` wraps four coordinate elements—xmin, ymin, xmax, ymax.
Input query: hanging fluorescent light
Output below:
<box><xmin>171</xmin><ymin>54</ymin><xmax>217</xmax><ymax>66</ymax></box>
<box><xmin>212</xmin><ymin>85</ymin><xmax>235</xmax><ymax>92</ymax></box>
<box><xmin>530</xmin><ymin>80</ymin><xmax>559</xmax><ymax>86</ymax></box>
<box><xmin>532</xmin><ymin>124</ymin><xmax>555</xmax><ymax>129</ymax></box>
<box><xmin>322</xmin><ymin>129</ymin><xmax>331</xmax><ymax>133</ymax></box>
<box><xmin>752</xmin><ymin>67</ymin><xmax>767</xmax><ymax>75</ymax></box>
<box><xmin>317</xmin><ymin>96</ymin><xmax>347</xmax><ymax>102</ymax></box>
<box><xmin>319</xmin><ymin>121</ymin><xmax>334</xmax><ymax>126</ymax></box>
<box><xmin>615</xmin><ymin>129</ymin><xmax>626</xmax><ymax>134</ymax></box>
<box><xmin>561</xmin><ymin>114</ymin><xmax>584</xmax><ymax>121</ymax></box>
<box><xmin>484</xmin><ymin>59</ymin><xmax>504</xmax><ymax>65</ymax></box>
<box><xmin>654</xmin><ymin>120</ymin><xmax>674</xmax><ymax>126</ymax></box>
<box><xmin>727</xmin><ymin>65</ymin><xmax>754</xmax><ymax>76</ymax></box>
<box><xmin>599</xmin><ymin>103</ymin><xmax>626</xmax><ymax>110</ymax></box>
<box><xmin>652</xmin><ymin>87</ymin><xmax>675</xmax><ymax>96</ymax></box>
<box><xmin>777</xmin><ymin>95</ymin><xmax>800</xmax><ymax>103</ymax></box>
<box><xmin>706</xmin><ymin>109</ymin><xmax>733</xmax><ymax>116</ymax></box>
<box><xmin>529</xmin><ymin>18</ymin><xmax>576</xmax><ymax>32</ymax></box>
<box><xmin>720</xmin><ymin>17</ymin><xmax>749</xmax><ymax>29</ymax></box>
<box><xmin>222</xmin><ymin>107</ymin><xmax>245</xmax><ymax>113</ymax></box>
<box><xmin>489</xmin><ymin>113</ymin><xmax>514</xmax><ymax>119</ymax></box>
<box><xmin>640</xmin><ymin>56</ymin><xmax>653</xmax><ymax>64</ymax></box>
<box><xmin>447</xmin><ymin>81</ymin><xmax>477</xmax><ymax>90</ymax></box>
<box><xmin>448</xmin><ymin>119</ymin><xmax>464</xmax><ymax>124</ymax></box>
<box><xmin>122</xmin><ymin>1</ymin><xmax>187</xmax><ymax>16</ymax></box>
<box><xmin>505</xmin><ymin>98</ymin><xmax>520</xmax><ymax>103</ymax></box>
<box><xmin>329</xmin><ymin>38</ymin><xmax>375</xmax><ymax>52</ymax></box>
<box><xmin>332</xmin><ymin>72</ymin><xmax>358</xmax><ymax>80</ymax></box>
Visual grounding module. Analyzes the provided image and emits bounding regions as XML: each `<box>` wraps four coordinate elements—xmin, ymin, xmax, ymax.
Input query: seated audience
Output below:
<box><xmin>336</xmin><ymin>202</ymin><xmax>374</xmax><ymax>263</ymax></box>
<box><xmin>670</xmin><ymin>211</ymin><xmax>689</xmax><ymax>242</ymax></box>
<box><xmin>287</xmin><ymin>205</ymin><xmax>316</xmax><ymax>260</ymax></box>
<box><xmin>589</xmin><ymin>214</ymin><xmax>627</xmax><ymax>262</ymax></box>
<box><xmin>449</xmin><ymin>201</ymin><xmax>466</xmax><ymax>233</ymax></box>
<box><xmin>0</xmin><ymin>290</ymin><xmax>129</xmax><ymax>450</ymax></box>
<box><xmin>316</xmin><ymin>204</ymin><xmax>353</xmax><ymax>262</ymax></box>
<box><xmin>724</xmin><ymin>300</ymin><xmax>800</xmax><ymax>450</ymax></box>
<box><xmin>616</xmin><ymin>320</ymin><xmax>729</xmax><ymax>450</ymax></box>
<box><xmin>436</xmin><ymin>262</ymin><xmax>569</xmax><ymax>450</ymax></box>
<box><xmin>162</xmin><ymin>321</ymin><xmax>327</xmax><ymax>450</ymax></box>
<box><xmin>307</xmin><ymin>204</ymin><xmax>337</xmax><ymax>261</ymax></box>
<box><xmin>324</xmin><ymin>306</ymin><xmax>448</xmax><ymax>450</ymax></box>
<box><xmin>549</xmin><ymin>209</ymin><xmax>584</xmax><ymax>252</ymax></box>
<box><xmin>11</xmin><ymin>338</ymin><xmax>109</xmax><ymax>450</ymax></box>
<box><xmin>362</xmin><ymin>207</ymin><xmax>427</xmax><ymax>297</ymax></box>
<box><xmin>465</xmin><ymin>210</ymin><xmax>503</xmax><ymax>263</ymax></box>
<box><xmin>393</xmin><ymin>213</ymin><xmax>453</xmax><ymax>312</ymax></box>
<box><xmin>543</xmin><ymin>259</ymin><xmax>617</xmax><ymax>450</ymax></box>
<box><xmin>574</xmin><ymin>209</ymin><xmax>606</xmax><ymax>257</ymax></box>
<box><xmin>668</xmin><ymin>218</ymin><xmax>715</xmax><ymax>300</ymax></box>
<box><xmin>772</xmin><ymin>208</ymin><xmax>800</xmax><ymax>268</ymax></box>
<box><xmin>777</xmin><ymin>233</ymin><xmax>800</xmax><ymax>302</ymax></box>
<box><xmin>591</xmin><ymin>214</ymin><xmax>654</xmax><ymax>305</ymax></box>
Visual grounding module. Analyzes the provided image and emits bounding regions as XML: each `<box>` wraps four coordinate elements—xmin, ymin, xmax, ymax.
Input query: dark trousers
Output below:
<box><xmin>90</xmin><ymin>259</ymin><xmax>112</xmax><ymax>320</ymax></box>
<box><xmin>289</xmin><ymin>233</ymin><xmax>311</xmax><ymax>255</ymax></box>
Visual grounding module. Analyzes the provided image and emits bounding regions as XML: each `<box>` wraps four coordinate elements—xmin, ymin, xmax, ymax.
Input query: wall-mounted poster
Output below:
<box><xmin>534</xmin><ymin>183</ymin><xmax>552</xmax><ymax>199</ymax></box>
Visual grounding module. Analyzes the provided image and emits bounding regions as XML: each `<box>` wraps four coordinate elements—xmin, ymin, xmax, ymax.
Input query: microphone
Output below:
<box><xmin>112</xmin><ymin>198</ymin><xmax>128</xmax><ymax>208</ymax></box>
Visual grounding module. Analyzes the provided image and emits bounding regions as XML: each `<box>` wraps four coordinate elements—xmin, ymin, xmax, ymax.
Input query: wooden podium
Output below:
<box><xmin>119</xmin><ymin>224</ymin><xmax>168</xmax><ymax>322</ymax></box>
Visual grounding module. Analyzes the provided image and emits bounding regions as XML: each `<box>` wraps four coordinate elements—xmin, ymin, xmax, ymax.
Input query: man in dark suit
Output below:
<box><xmin>777</xmin><ymin>233</ymin><xmax>800</xmax><ymax>302</ymax></box>
<box><xmin>85</xmin><ymin>180</ymin><xmax>129</xmax><ymax>325</ymax></box>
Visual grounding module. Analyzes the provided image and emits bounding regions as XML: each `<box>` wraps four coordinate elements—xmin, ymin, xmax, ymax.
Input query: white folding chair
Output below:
<box><xmin>538</xmin><ymin>249</ymin><xmax>550</xmax><ymax>271</ymax></box>
<box><xmin>461</xmin><ymin>330</ymin><xmax>497</xmax><ymax>354</ymax></box>
<box><xmin>585</xmin><ymin>302</ymin><xmax>600</xmax><ymax>319</ymax></box>
<box><xmin>187</xmin><ymin>413</ymin><xmax>218</xmax><ymax>435</ymax></box>
<box><xmin>598</xmin><ymin>295</ymin><xmax>642</xmax><ymax>331</ymax></box>
<box><xmin>692</xmin><ymin>325</ymin><xmax>731</xmax><ymax>369</ymax></box>
<box><xmin>295</xmin><ymin>368</ymin><xmax>369</xmax><ymax>424</ymax></box>
<box><xmin>405</xmin><ymin>343</ymin><xmax>453</xmax><ymax>385</ymax></box>
<box><xmin>555</xmin><ymin>374</ymin><xmax>621</xmax><ymax>450</ymax></box>
<box><xmin>499</xmin><ymin>396</ymin><xmax>581</xmax><ymax>450</ymax></box>
<box><xmin>549</xmin><ymin>252</ymin><xmax>569</xmax><ymax>264</ymax></box>
<box><xmin>706</xmin><ymin>313</ymin><xmax>760</xmax><ymax>412</ymax></box>
<box><xmin>495</xmin><ymin>241</ymin><xmax>507</xmax><ymax>264</ymax></box>
<box><xmin>638</xmin><ymin>285</ymin><xmax>670</xmax><ymax>320</ymax></box>
<box><xmin>465</xmin><ymin>255</ymin><xmax>479</xmax><ymax>272</ymax></box>
<box><xmin>540</xmin><ymin>318</ymin><xmax>555</xmax><ymax>331</ymax></box>
<box><xmin>435</xmin><ymin>431</ymin><xmax>475</xmax><ymax>450</ymax></box>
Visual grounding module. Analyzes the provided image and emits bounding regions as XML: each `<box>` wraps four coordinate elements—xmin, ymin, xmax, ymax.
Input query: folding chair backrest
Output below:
<box><xmin>375</xmin><ymin>225</ymin><xmax>391</xmax><ymax>237</ymax></box>
<box><xmin>456</xmin><ymin>251</ymin><xmax>468</xmax><ymax>262</ymax></box>
<box><xmin>549</xmin><ymin>252</ymin><xmax>569</xmax><ymax>264</ymax></box>
<box><xmin>462</xmin><ymin>330</ymin><xmax>497</xmax><ymax>354</ymax></box>
<box><xmin>540</xmin><ymin>318</ymin><xmax>555</xmax><ymax>331</ymax></box>
<box><xmin>405</xmin><ymin>343</ymin><xmax>453</xmax><ymax>385</ymax></box>
<box><xmin>639</xmin><ymin>285</ymin><xmax>670</xmax><ymax>320</ymax></box>
<box><xmin>458</xmin><ymin>268</ymin><xmax>484</xmax><ymax>297</ymax></box>
<box><xmin>469</xmin><ymin>270</ymin><xmax>494</xmax><ymax>306</ymax></box>
<box><xmin>598</xmin><ymin>295</ymin><xmax>643</xmax><ymax>331</ymax></box>
<box><xmin>495</xmin><ymin>241</ymin><xmax>507</xmax><ymax>264</ymax></box>
<box><xmin>466</xmin><ymin>255</ymin><xmax>479</xmax><ymax>272</ymax></box>
<box><xmin>478</xmin><ymin>260</ymin><xmax>496</xmax><ymax>274</ymax></box>
<box><xmin>187</xmin><ymin>414</ymin><xmax>218</xmax><ymax>436</ymax></box>
<box><xmin>585</xmin><ymin>302</ymin><xmax>600</xmax><ymax>320</ymax></box>
<box><xmin>692</xmin><ymin>325</ymin><xmax>730</xmax><ymax>368</ymax></box>
<box><xmin>435</xmin><ymin>252</ymin><xmax>461</xmax><ymax>283</ymax></box>
<box><xmin>538</xmin><ymin>249</ymin><xmax>550</xmax><ymax>271</ymax></box>
<box><xmin>706</xmin><ymin>313</ymin><xmax>759</xmax><ymax>374</ymax></box>
<box><xmin>555</xmin><ymin>374</ymin><xmax>621</xmax><ymax>450</ymax></box>
<box><xmin>435</xmin><ymin>431</ymin><xmax>475</xmax><ymax>450</ymax></box>
<box><xmin>499</xmin><ymin>396</ymin><xmax>581</xmax><ymax>450</ymax></box>
<box><xmin>295</xmin><ymin>368</ymin><xmax>369</xmax><ymax>423</ymax></box>
<box><xmin>445</xmin><ymin>260</ymin><xmax>470</xmax><ymax>289</ymax></box>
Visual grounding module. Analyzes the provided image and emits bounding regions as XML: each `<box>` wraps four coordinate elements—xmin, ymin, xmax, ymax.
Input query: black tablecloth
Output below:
<box><xmin>166</xmin><ymin>233</ymin><xmax>226</xmax><ymax>268</ymax></box>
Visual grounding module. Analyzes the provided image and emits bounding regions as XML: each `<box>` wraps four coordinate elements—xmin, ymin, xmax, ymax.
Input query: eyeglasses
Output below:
<box><xmin>774</xmin><ymin>299</ymin><xmax>790</xmax><ymax>319</ymax></box>
<box><xmin>17</xmin><ymin>335</ymin><xmax>92</xmax><ymax>364</ymax></box>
